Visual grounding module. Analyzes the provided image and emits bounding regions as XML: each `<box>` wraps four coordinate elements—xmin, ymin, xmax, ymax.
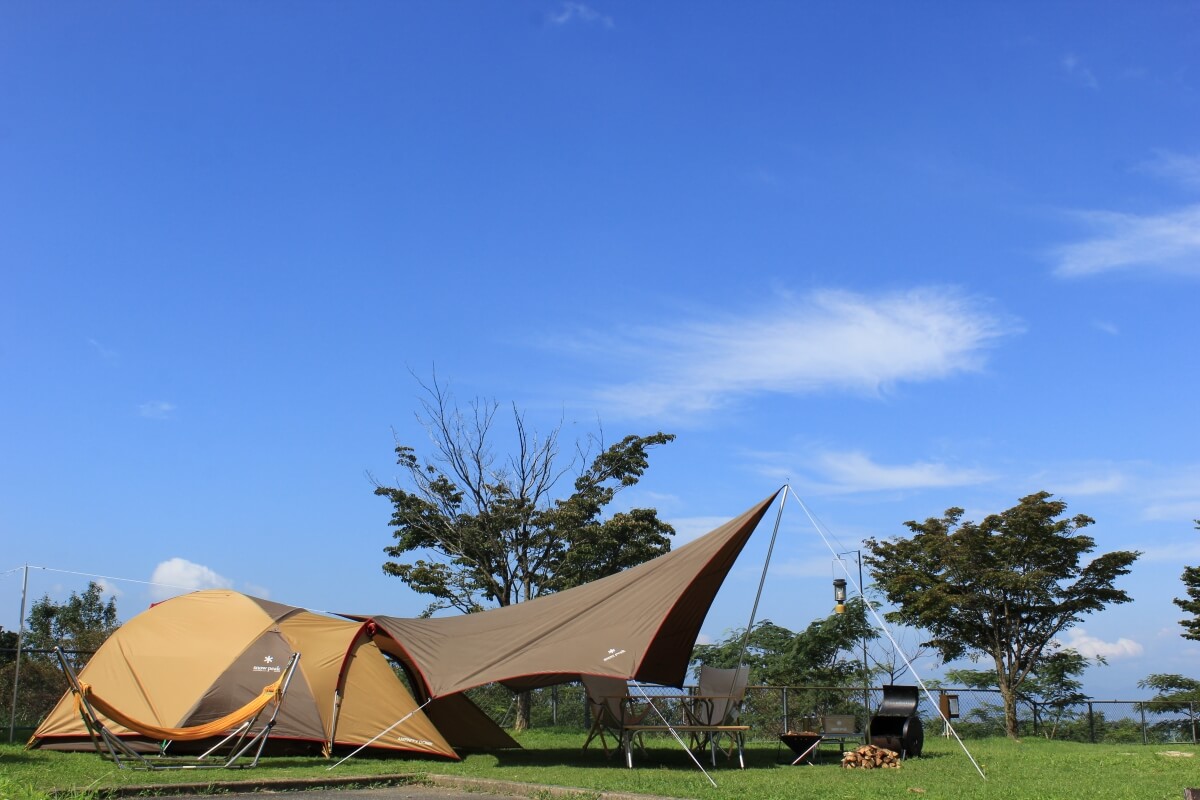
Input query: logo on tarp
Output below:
<box><xmin>253</xmin><ymin>654</ymin><xmax>283</xmax><ymax>674</ymax></box>
<box><xmin>603</xmin><ymin>648</ymin><xmax>626</xmax><ymax>662</ymax></box>
<box><xmin>396</xmin><ymin>736</ymin><xmax>435</xmax><ymax>746</ymax></box>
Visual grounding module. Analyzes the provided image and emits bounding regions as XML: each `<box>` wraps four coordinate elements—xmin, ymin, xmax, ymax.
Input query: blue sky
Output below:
<box><xmin>2</xmin><ymin>2</ymin><xmax>1198</xmax><ymax>699</ymax></box>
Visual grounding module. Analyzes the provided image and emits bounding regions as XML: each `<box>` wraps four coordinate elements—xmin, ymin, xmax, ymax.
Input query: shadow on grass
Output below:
<box><xmin>486</xmin><ymin>743</ymin><xmax>819</xmax><ymax>772</ymax></box>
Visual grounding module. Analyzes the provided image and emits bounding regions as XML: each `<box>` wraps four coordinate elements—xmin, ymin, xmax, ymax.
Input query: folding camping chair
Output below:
<box><xmin>581</xmin><ymin>675</ymin><xmax>649</xmax><ymax>759</ymax></box>
<box><xmin>54</xmin><ymin>646</ymin><xmax>300</xmax><ymax>769</ymax></box>
<box><xmin>688</xmin><ymin>665</ymin><xmax>750</xmax><ymax>765</ymax></box>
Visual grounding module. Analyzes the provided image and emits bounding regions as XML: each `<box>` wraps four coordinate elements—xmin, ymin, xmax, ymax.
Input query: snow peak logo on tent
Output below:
<box><xmin>252</xmin><ymin>655</ymin><xmax>283</xmax><ymax>674</ymax></box>
<box><xmin>603</xmin><ymin>648</ymin><xmax>626</xmax><ymax>662</ymax></box>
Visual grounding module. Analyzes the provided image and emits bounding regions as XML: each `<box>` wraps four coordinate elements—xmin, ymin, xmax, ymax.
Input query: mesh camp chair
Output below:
<box><xmin>581</xmin><ymin>675</ymin><xmax>648</xmax><ymax>758</ymax></box>
<box><xmin>689</xmin><ymin>665</ymin><xmax>750</xmax><ymax>762</ymax></box>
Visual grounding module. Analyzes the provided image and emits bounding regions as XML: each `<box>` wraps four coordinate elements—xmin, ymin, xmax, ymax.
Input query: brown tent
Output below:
<box><xmin>363</xmin><ymin>491</ymin><xmax>780</xmax><ymax>699</ymax></box>
<box><xmin>28</xmin><ymin>589</ymin><xmax>514</xmax><ymax>757</ymax></box>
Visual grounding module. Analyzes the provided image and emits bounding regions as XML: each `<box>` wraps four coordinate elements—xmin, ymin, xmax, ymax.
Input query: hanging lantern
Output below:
<box><xmin>833</xmin><ymin>577</ymin><xmax>847</xmax><ymax>614</ymax></box>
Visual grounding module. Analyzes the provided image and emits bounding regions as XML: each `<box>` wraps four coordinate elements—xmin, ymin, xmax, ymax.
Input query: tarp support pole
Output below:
<box><xmin>736</xmin><ymin>486</ymin><xmax>787</xmax><ymax>666</ymax></box>
<box><xmin>789</xmin><ymin>486</ymin><xmax>988</xmax><ymax>781</ymax></box>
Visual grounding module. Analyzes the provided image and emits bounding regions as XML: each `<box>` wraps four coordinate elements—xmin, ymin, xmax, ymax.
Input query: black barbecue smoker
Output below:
<box><xmin>869</xmin><ymin>684</ymin><xmax>924</xmax><ymax>758</ymax></box>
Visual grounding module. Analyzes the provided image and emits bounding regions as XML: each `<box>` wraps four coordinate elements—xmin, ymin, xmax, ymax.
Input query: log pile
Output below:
<box><xmin>841</xmin><ymin>744</ymin><xmax>902</xmax><ymax>769</ymax></box>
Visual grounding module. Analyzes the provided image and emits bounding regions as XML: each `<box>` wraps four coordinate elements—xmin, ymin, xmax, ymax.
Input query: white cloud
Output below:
<box><xmin>750</xmin><ymin>447</ymin><xmax>992</xmax><ymax>495</ymax></box>
<box><xmin>1143</xmin><ymin>500</ymin><xmax>1200</xmax><ymax>521</ymax></box>
<box><xmin>138</xmin><ymin>400</ymin><xmax>176</xmax><ymax>420</ymax></box>
<box><xmin>1052</xmin><ymin>472</ymin><xmax>1128</xmax><ymax>497</ymax></box>
<box><xmin>1137</xmin><ymin>465</ymin><xmax>1200</xmax><ymax>521</ymax></box>
<box><xmin>94</xmin><ymin>577</ymin><xmax>123</xmax><ymax>598</ymax></box>
<box><xmin>149</xmin><ymin>558</ymin><xmax>233</xmax><ymax>601</ymax></box>
<box><xmin>1139</xmin><ymin>539</ymin><xmax>1200</xmax><ymax>564</ymax></box>
<box><xmin>584</xmin><ymin>287</ymin><xmax>1017</xmax><ymax>419</ymax></box>
<box><xmin>1051</xmin><ymin>205</ymin><xmax>1200</xmax><ymax>278</ymax></box>
<box><xmin>1092</xmin><ymin>320</ymin><xmax>1119</xmax><ymax>336</ymax></box>
<box><xmin>1139</xmin><ymin>150</ymin><xmax>1200</xmax><ymax>190</ymax></box>
<box><xmin>1060</xmin><ymin>628</ymin><xmax>1143</xmax><ymax>660</ymax></box>
<box><xmin>807</xmin><ymin>451</ymin><xmax>994</xmax><ymax>494</ymax></box>
<box><xmin>548</xmin><ymin>2</ymin><xmax>614</xmax><ymax>29</ymax></box>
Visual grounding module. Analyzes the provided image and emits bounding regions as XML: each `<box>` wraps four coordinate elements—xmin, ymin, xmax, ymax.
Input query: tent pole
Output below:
<box><xmin>736</xmin><ymin>487</ymin><xmax>787</xmax><ymax>667</ymax></box>
<box><xmin>8</xmin><ymin>564</ymin><xmax>29</xmax><ymax>744</ymax></box>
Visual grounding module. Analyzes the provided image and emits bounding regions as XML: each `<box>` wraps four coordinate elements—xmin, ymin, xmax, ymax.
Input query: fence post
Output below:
<box><xmin>1193</xmin><ymin>701</ymin><xmax>1197</xmax><ymax>745</ymax></box>
<box><xmin>781</xmin><ymin>686</ymin><xmax>789</xmax><ymax>734</ymax></box>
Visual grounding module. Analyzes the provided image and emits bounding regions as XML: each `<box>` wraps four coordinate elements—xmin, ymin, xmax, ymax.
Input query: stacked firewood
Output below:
<box><xmin>841</xmin><ymin>744</ymin><xmax>902</xmax><ymax>769</ymax></box>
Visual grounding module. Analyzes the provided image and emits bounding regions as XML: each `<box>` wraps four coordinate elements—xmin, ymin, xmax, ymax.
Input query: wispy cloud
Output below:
<box><xmin>1061</xmin><ymin>53</ymin><xmax>1098</xmax><ymax>90</ymax></box>
<box><xmin>547</xmin><ymin>2</ymin><xmax>614</xmax><ymax>29</ymax></box>
<box><xmin>1027</xmin><ymin>460</ymin><xmax>1200</xmax><ymax>524</ymax></box>
<box><xmin>1139</xmin><ymin>150</ymin><xmax>1200</xmax><ymax>190</ymax></box>
<box><xmin>1092</xmin><ymin>320</ymin><xmax>1119</xmax><ymax>336</ymax></box>
<box><xmin>138</xmin><ymin>400</ymin><xmax>176</xmax><ymax>420</ymax></box>
<box><xmin>755</xmin><ymin>448</ymin><xmax>993</xmax><ymax>495</ymax></box>
<box><xmin>1051</xmin><ymin>471</ymin><xmax>1128</xmax><ymax>497</ymax></box>
<box><xmin>148</xmin><ymin>557</ymin><xmax>233</xmax><ymax>601</ymax></box>
<box><xmin>812</xmin><ymin>451</ymin><xmax>994</xmax><ymax>493</ymax></box>
<box><xmin>1051</xmin><ymin>149</ymin><xmax>1200</xmax><ymax>279</ymax></box>
<box><xmin>87</xmin><ymin>338</ymin><xmax>119</xmax><ymax>362</ymax></box>
<box><xmin>579</xmin><ymin>288</ymin><xmax>1017</xmax><ymax>419</ymax></box>
<box><xmin>1051</xmin><ymin>205</ymin><xmax>1200</xmax><ymax>277</ymax></box>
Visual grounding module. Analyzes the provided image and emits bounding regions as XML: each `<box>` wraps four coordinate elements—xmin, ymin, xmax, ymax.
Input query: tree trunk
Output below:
<box><xmin>514</xmin><ymin>689</ymin><xmax>531</xmax><ymax>732</ymax></box>
<box><xmin>998</xmin><ymin>681</ymin><xmax>1020</xmax><ymax>739</ymax></box>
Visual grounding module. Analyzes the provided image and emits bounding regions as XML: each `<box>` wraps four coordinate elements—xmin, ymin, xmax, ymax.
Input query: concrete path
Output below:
<box><xmin>111</xmin><ymin>774</ymin><xmax>675</xmax><ymax>800</ymax></box>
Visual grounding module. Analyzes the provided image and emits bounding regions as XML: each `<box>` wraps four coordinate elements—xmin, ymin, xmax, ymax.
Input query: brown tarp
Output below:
<box><xmin>364</xmin><ymin>491</ymin><xmax>779</xmax><ymax>698</ymax></box>
<box><xmin>27</xmin><ymin>589</ymin><xmax>500</xmax><ymax>757</ymax></box>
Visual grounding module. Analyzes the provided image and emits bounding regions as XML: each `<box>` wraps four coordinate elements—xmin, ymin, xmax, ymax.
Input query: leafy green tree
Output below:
<box><xmin>1137</xmin><ymin>673</ymin><xmax>1200</xmax><ymax>711</ymax></box>
<box><xmin>374</xmin><ymin>376</ymin><xmax>675</xmax><ymax>728</ymax></box>
<box><xmin>1024</xmin><ymin>647</ymin><xmax>1099</xmax><ymax>708</ymax></box>
<box><xmin>0</xmin><ymin>629</ymin><xmax>17</xmax><ymax>668</ymax></box>
<box><xmin>1174</xmin><ymin>520</ymin><xmax>1200</xmax><ymax>641</ymax></box>
<box><xmin>0</xmin><ymin>582</ymin><xmax>120</xmax><ymax>729</ymax></box>
<box><xmin>693</xmin><ymin>599</ymin><xmax>877</xmax><ymax>687</ymax></box>
<box><xmin>944</xmin><ymin>651</ymin><xmax>1099</xmax><ymax>741</ymax></box>
<box><xmin>24</xmin><ymin>582</ymin><xmax>119</xmax><ymax>669</ymax></box>
<box><xmin>693</xmin><ymin>603</ymin><xmax>877</xmax><ymax>726</ymax></box>
<box><xmin>864</xmin><ymin>492</ymin><xmax>1139</xmax><ymax>739</ymax></box>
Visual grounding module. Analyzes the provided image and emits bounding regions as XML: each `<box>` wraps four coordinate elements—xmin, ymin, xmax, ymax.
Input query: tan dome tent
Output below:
<box><xmin>26</xmin><ymin>589</ymin><xmax>506</xmax><ymax>759</ymax></box>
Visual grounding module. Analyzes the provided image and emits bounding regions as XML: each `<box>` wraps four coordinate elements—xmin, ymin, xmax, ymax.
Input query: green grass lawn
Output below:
<box><xmin>1</xmin><ymin>731</ymin><xmax>1197</xmax><ymax>800</ymax></box>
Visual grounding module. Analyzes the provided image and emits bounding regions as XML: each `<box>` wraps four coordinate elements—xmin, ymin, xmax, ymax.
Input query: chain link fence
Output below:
<box><xmin>5</xmin><ymin>648</ymin><xmax>1197</xmax><ymax>747</ymax></box>
<box><xmin>467</xmin><ymin>683</ymin><xmax>1197</xmax><ymax>746</ymax></box>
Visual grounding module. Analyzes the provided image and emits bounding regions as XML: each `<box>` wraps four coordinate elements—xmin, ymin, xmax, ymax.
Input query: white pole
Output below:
<box><xmin>8</xmin><ymin>565</ymin><xmax>29</xmax><ymax>743</ymax></box>
<box><xmin>327</xmin><ymin>697</ymin><xmax>433</xmax><ymax>770</ymax></box>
